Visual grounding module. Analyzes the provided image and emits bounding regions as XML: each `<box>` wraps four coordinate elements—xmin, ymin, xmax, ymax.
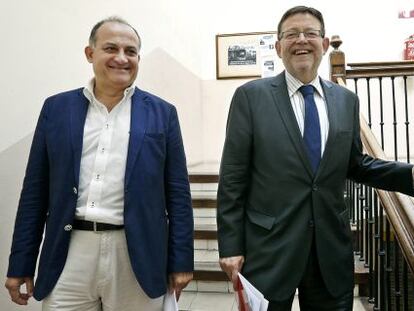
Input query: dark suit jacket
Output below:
<box><xmin>7</xmin><ymin>87</ymin><xmax>194</xmax><ymax>300</ymax></box>
<box><xmin>217</xmin><ymin>72</ymin><xmax>414</xmax><ymax>301</ymax></box>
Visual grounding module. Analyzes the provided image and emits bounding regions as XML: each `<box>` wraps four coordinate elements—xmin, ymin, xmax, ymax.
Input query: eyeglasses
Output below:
<box><xmin>279</xmin><ymin>29</ymin><xmax>323</xmax><ymax>41</ymax></box>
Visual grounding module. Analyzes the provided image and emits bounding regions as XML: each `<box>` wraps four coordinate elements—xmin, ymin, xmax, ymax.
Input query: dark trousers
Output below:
<box><xmin>268</xmin><ymin>242</ymin><xmax>353</xmax><ymax>311</ymax></box>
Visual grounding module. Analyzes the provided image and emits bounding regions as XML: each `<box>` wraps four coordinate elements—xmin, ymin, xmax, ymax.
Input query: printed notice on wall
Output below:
<box><xmin>258</xmin><ymin>33</ymin><xmax>277</xmax><ymax>78</ymax></box>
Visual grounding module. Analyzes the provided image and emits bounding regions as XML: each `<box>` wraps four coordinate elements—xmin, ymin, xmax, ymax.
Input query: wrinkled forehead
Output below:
<box><xmin>95</xmin><ymin>22</ymin><xmax>140</xmax><ymax>47</ymax></box>
<box><xmin>280</xmin><ymin>13</ymin><xmax>322</xmax><ymax>31</ymax></box>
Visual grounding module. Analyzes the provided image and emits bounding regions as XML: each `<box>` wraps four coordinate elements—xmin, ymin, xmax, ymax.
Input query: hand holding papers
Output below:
<box><xmin>163</xmin><ymin>291</ymin><xmax>178</xmax><ymax>311</ymax></box>
<box><xmin>236</xmin><ymin>273</ymin><xmax>269</xmax><ymax>311</ymax></box>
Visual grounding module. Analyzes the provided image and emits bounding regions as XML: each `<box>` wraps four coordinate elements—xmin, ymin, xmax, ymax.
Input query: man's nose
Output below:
<box><xmin>296</xmin><ymin>32</ymin><xmax>307</xmax><ymax>42</ymax></box>
<box><xmin>115</xmin><ymin>50</ymin><xmax>128</xmax><ymax>63</ymax></box>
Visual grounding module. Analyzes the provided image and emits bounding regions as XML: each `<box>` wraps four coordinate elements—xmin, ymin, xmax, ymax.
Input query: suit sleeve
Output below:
<box><xmin>7</xmin><ymin>101</ymin><xmax>50</xmax><ymax>277</ymax></box>
<box><xmin>347</xmin><ymin>95</ymin><xmax>414</xmax><ymax>195</ymax></box>
<box><xmin>217</xmin><ymin>86</ymin><xmax>252</xmax><ymax>258</ymax></box>
<box><xmin>164</xmin><ymin>106</ymin><xmax>194</xmax><ymax>273</ymax></box>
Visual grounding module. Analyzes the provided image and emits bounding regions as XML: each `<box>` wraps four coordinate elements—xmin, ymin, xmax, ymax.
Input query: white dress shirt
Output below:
<box><xmin>285</xmin><ymin>72</ymin><xmax>414</xmax><ymax>184</ymax></box>
<box><xmin>75</xmin><ymin>80</ymin><xmax>135</xmax><ymax>225</ymax></box>
<box><xmin>285</xmin><ymin>71</ymin><xmax>329</xmax><ymax>157</ymax></box>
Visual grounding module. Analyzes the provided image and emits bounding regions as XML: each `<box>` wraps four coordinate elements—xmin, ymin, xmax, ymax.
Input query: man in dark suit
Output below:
<box><xmin>5</xmin><ymin>17</ymin><xmax>193</xmax><ymax>310</ymax></box>
<box><xmin>217</xmin><ymin>6</ymin><xmax>414</xmax><ymax>311</ymax></box>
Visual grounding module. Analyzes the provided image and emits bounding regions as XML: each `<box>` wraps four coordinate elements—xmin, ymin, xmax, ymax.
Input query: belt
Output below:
<box><xmin>73</xmin><ymin>219</ymin><xmax>124</xmax><ymax>232</ymax></box>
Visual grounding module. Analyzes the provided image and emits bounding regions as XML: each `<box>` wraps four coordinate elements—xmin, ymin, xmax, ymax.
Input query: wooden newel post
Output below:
<box><xmin>329</xmin><ymin>35</ymin><xmax>346</xmax><ymax>84</ymax></box>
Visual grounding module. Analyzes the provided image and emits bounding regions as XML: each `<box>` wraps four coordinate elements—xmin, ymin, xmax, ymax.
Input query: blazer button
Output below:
<box><xmin>312</xmin><ymin>185</ymin><xmax>318</xmax><ymax>191</ymax></box>
<box><xmin>64</xmin><ymin>224</ymin><xmax>72</xmax><ymax>231</ymax></box>
<box><xmin>308</xmin><ymin>220</ymin><xmax>315</xmax><ymax>227</ymax></box>
<box><xmin>73</xmin><ymin>187</ymin><xmax>78</xmax><ymax>194</ymax></box>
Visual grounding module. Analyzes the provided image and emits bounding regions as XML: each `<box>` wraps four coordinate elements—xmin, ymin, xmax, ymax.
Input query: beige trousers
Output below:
<box><xmin>42</xmin><ymin>229</ymin><xmax>164</xmax><ymax>311</ymax></box>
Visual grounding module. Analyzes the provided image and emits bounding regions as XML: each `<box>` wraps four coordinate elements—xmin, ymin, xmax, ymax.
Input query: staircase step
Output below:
<box><xmin>194</xmin><ymin>215</ymin><xmax>217</xmax><ymax>240</ymax></box>
<box><xmin>195</xmin><ymin>249</ymin><xmax>220</xmax><ymax>270</ymax></box>
<box><xmin>194</xmin><ymin>239</ymin><xmax>218</xmax><ymax>251</ymax></box>
<box><xmin>193</xmin><ymin>249</ymin><xmax>369</xmax><ymax>286</ymax></box>
<box><xmin>193</xmin><ymin>249</ymin><xmax>227</xmax><ymax>282</ymax></box>
<box><xmin>194</xmin><ymin>208</ymin><xmax>216</xmax><ymax>218</ymax></box>
<box><xmin>191</xmin><ymin>182</ymin><xmax>218</xmax><ymax>190</ymax></box>
<box><xmin>194</xmin><ymin>229</ymin><xmax>217</xmax><ymax>240</ymax></box>
<box><xmin>192</xmin><ymin>198</ymin><xmax>217</xmax><ymax>209</ymax></box>
<box><xmin>178</xmin><ymin>291</ymin><xmax>368</xmax><ymax>310</ymax></box>
<box><xmin>354</xmin><ymin>254</ymin><xmax>369</xmax><ymax>296</ymax></box>
<box><xmin>189</xmin><ymin>174</ymin><xmax>219</xmax><ymax>183</ymax></box>
<box><xmin>183</xmin><ymin>280</ymin><xmax>233</xmax><ymax>294</ymax></box>
<box><xmin>191</xmin><ymin>190</ymin><xmax>217</xmax><ymax>201</ymax></box>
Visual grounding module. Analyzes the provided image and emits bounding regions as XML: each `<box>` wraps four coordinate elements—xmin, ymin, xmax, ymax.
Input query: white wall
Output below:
<box><xmin>1</xmin><ymin>0</ymin><xmax>413</xmax><ymax>309</ymax></box>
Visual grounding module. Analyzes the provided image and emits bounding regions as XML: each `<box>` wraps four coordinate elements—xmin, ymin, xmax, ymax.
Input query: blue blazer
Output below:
<box><xmin>7</xmin><ymin>87</ymin><xmax>194</xmax><ymax>300</ymax></box>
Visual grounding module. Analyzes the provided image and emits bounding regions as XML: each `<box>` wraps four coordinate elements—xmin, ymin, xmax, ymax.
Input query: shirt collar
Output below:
<box><xmin>83</xmin><ymin>79</ymin><xmax>136</xmax><ymax>105</ymax></box>
<box><xmin>285</xmin><ymin>71</ymin><xmax>324</xmax><ymax>99</ymax></box>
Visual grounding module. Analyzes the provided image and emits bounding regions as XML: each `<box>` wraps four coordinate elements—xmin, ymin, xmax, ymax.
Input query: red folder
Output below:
<box><xmin>237</xmin><ymin>277</ymin><xmax>250</xmax><ymax>311</ymax></box>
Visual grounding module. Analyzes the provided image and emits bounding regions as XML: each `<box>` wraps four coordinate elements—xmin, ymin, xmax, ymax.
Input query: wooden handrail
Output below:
<box><xmin>345</xmin><ymin>62</ymin><xmax>414</xmax><ymax>79</ymax></box>
<box><xmin>347</xmin><ymin>60</ymin><xmax>414</xmax><ymax>68</ymax></box>
<box><xmin>336</xmin><ymin>77</ymin><xmax>346</xmax><ymax>87</ymax></box>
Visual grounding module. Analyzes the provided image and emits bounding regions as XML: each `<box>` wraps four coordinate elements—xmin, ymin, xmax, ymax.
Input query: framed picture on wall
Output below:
<box><xmin>216</xmin><ymin>31</ymin><xmax>277</xmax><ymax>79</ymax></box>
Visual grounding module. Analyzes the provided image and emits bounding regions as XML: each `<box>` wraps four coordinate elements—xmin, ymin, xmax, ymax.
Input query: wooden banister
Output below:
<box><xmin>359</xmin><ymin>115</ymin><xmax>414</xmax><ymax>274</ymax></box>
<box><xmin>346</xmin><ymin>61</ymin><xmax>414</xmax><ymax>78</ymax></box>
<box><xmin>330</xmin><ymin>41</ymin><xmax>414</xmax><ymax>274</ymax></box>
<box><xmin>329</xmin><ymin>37</ymin><xmax>414</xmax><ymax>79</ymax></box>
<box><xmin>329</xmin><ymin>34</ymin><xmax>414</xmax><ymax>306</ymax></box>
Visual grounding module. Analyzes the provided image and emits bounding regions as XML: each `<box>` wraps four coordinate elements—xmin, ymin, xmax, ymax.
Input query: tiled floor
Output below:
<box><xmin>178</xmin><ymin>292</ymin><xmax>368</xmax><ymax>310</ymax></box>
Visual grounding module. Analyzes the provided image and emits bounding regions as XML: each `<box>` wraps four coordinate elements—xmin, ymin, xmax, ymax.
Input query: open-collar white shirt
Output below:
<box><xmin>75</xmin><ymin>80</ymin><xmax>135</xmax><ymax>225</ymax></box>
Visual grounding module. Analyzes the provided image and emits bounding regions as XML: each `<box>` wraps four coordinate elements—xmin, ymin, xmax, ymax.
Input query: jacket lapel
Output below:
<box><xmin>125</xmin><ymin>88</ymin><xmax>149</xmax><ymax>186</ymax></box>
<box><xmin>70</xmin><ymin>90</ymin><xmax>89</xmax><ymax>185</ymax></box>
<box><xmin>316</xmin><ymin>79</ymin><xmax>338</xmax><ymax>178</ymax></box>
<box><xmin>270</xmin><ymin>72</ymin><xmax>314</xmax><ymax>177</ymax></box>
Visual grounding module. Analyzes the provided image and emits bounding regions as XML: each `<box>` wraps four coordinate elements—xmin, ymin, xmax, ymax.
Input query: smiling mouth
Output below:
<box><xmin>109</xmin><ymin>66</ymin><xmax>130</xmax><ymax>71</ymax></box>
<box><xmin>294</xmin><ymin>49</ymin><xmax>311</xmax><ymax>55</ymax></box>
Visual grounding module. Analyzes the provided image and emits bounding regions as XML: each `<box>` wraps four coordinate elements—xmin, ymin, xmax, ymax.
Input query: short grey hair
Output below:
<box><xmin>88</xmin><ymin>16</ymin><xmax>141</xmax><ymax>51</ymax></box>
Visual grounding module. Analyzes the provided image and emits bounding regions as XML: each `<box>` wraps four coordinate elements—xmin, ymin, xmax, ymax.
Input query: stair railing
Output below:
<box><xmin>330</xmin><ymin>36</ymin><xmax>414</xmax><ymax>310</ymax></box>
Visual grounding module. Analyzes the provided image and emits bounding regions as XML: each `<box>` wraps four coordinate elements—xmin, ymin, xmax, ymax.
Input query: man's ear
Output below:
<box><xmin>85</xmin><ymin>46</ymin><xmax>94</xmax><ymax>63</ymax></box>
<box><xmin>276</xmin><ymin>40</ymin><xmax>282</xmax><ymax>58</ymax></box>
<box><xmin>322</xmin><ymin>37</ymin><xmax>330</xmax><ymax>54</ymax></box>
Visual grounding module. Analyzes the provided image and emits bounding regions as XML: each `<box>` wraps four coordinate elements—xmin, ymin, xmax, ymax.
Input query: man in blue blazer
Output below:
<box><xmin>5</xmin><ymin>17</ymin><xmax>193</xmax><ymax>310</ymax></box>
<box><xmin>217</xmin><ymin>6</ymin><xmax>414</xmax><ymax>311</ymax></box>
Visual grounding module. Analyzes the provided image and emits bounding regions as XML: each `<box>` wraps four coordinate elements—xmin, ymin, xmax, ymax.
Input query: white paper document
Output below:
<box><xmin>163</xmin><ymin>291</ymin><xmax>178</xmax><ymax>311</ymax></box>
<box><xmin>258</xmin><ymin>33</ymin><xmax>277</xmax><ymax>78</ymax></box>
<box><xmin>236</xmin><ymin>273</ymin><xmax>269</xmax><ymax>311</ymax></box>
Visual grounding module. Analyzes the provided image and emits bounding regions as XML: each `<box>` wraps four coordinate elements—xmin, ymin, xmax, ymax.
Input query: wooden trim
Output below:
<box><xmin>345</xmin><ymin>67</ymin><xmax>414</xmax><ymax>79</ymax></box>
<box><xmin>329</xmin><ymin>35</ymin><xmax>346</xmax><ymax>83</ymax></box>
<box><xmin>344</xmin><ymin>61</ymin><xmax>414</xmax><ymax>79</ymax></box>
<box><xmin>193</xmin><ymin>270</ymin><xmax>228</xmax><ymax>281</ymax></box>
<box><xmin>189</xmin><ymin>174</ymin><xmax>219</xmax><ymax>183</ymax></box>
<box><xmin>192</xmin><ymin>199</ymin><xmax>217</xmax><ymax>208</ymax></box>
<box><xmin>347</xmin><ymin>60</ymin><xmax>414</xmax><ymax>68</ymax></box>
<box><xmin>336</xmin><ymin>77</ymin><xmax>346</xmax><ymax>87</ymax></box>
<box><xmin>194</xmin><ymin>230</ymin><xmax>217</xmax><ymax>240</ymax></box>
